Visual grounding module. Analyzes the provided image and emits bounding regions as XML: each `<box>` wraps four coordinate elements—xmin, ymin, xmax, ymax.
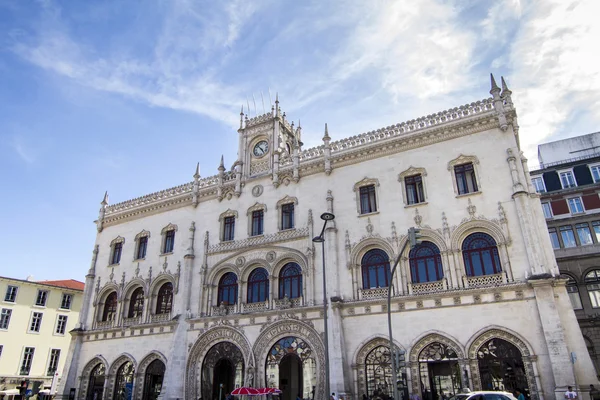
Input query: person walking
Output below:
<box><xmin>565</xmin><ymin>386</ymin><xmax>578</xmax><ymax>400</ymax></box>
<box><xmin>514</xmin><ymin>389</ymin><xmax>525</xmax><ymax>400</ymax></box>
<box><xmin>590</xmin><ymin>385</ymin><xmax>600</xmax><ymax>400</ymax></box>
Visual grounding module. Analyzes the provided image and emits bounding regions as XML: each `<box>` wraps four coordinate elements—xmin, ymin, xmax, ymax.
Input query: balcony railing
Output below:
<box><xmin>359</xmin><ymin>287</ymin><xmax>389</xmax><ymax>300</ymax></box>
<box><xmin>464</xmin><ymin>273</ymin><xmax>504</xmax><ymax>288</ymax></box>
<box><xmin>151</xmin><ymin>312</ymin><xmax>172</xmax><ymax>323</ymax></box>
<box><xmin>123</xmin><ymin>316</ymin><xmax>142</xmax><ymax>326</ymax></box>
<box><xmin>96</xmin><ymin>320</ymin><xmax>114</xmax><ymax>329</ymax></box>
<box><xmin>274</xmin><ymin>296</ymin><xmax>302</xmax><ymax>309</ymax></box>
<box><xmin>409</xmin><ymin>280</ymin><xmax>446</xmax><ymax>294</ymax></box>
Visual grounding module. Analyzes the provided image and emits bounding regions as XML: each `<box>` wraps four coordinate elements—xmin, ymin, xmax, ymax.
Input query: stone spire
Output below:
<box><xmin>489</xmin><ymin>73</ymin><xmax>508</xmax><ymax>131</ymax></box>
<box><xmin>297</xmin><ymin>119</ymin><xmax>302</xmax><ymax>146</ymax></box>
<box><xmin>489</xmin><ymin>73</ymin><xmax>500</xmax><ymax>96</ymax></box>
<box><xmin>97</xmin><ymin>191</ymin><xmax>108</xmax><ymax>232</ymax></box>
<box><xmin>218</xmin><ymin>155</ymin><xmax>225</xmax><ymax>172</ymax></box>
<box><xmin>323</xmin><ymin>123</ymin><xmax>332</xmax><ymax>175</ymax></box>
<box><xmin>217</xmin><ymin>156</ymin><xmax>225</xmax><ymax>201</ymax></box>
<box><xmin>194</xmin><ymin>162</ymin><xmax>200</xmax><ymax>180</ymax></box>
<box><xmin>275</xmin><ymin>93</ymin><xmax>280</xmax><ymax>117</ymax></box>
<box><xmin>192</xmin><ymin>163</ymin><xmax>200</xmax><ymax>208</ymax></box>
<box><xmin>501</xmin><ymin>76</ymin><xmax>513</xmax><ymax>107</ymax></box>
<box><xmin>239</xmin><ymin>105</ymin><xmax>244</xmax><ymax>130</ymax></box>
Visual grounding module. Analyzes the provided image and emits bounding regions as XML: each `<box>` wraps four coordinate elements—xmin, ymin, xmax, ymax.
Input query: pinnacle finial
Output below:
<box><xmin>490</xmin><ymin>73</ymin><xmax>500</xmax><ymax>94</ymax></box>
<box><xmin>194</xmin><ymin>162</ymin><xmax>200</xmax><ymax>179</ymax></box>
<box><xmin>323</xmin><ymin>123</ymin><xmax>330</xmax><ymax>140</ymax></box>
<box><xmin>101</xmin><ymin>191</ymin><xmax>109</xmax><ymax>205</ymax></box>
<box><xmin>219</xmin><ymin>155</ymin><xmax>225</xmax><ymax>170</ymax></box>
<box><xmin>501</xmin><ymin>76</ymin><xmax>511</xmax><ymax>94</ymax></box>
<box><xmin>240</xmin><ymin>105</ymin><xmax>244</xmax><ymax>115</ymax></box>
<box><xmin>275</xmin><ymin>92</ymin><xmax>279</xmax><ymax>103</ymax></box>
<box><xmin>298</xmin><ymin>119</ymin><xmax>301</xmax><ymax>128</ymax></box>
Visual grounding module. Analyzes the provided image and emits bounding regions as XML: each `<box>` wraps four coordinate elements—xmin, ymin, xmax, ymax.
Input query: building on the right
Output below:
<box><xmin>530</xmin><ymin>131</ymin><xmax>600</xmax><ymax>377</ymax></box>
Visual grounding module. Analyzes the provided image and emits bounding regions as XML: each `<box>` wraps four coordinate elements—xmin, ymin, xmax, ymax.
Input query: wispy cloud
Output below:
<box><xmin>10</xmin><ymin>135</ymin><xmax>36</xmax><ymax>164</ymax></box>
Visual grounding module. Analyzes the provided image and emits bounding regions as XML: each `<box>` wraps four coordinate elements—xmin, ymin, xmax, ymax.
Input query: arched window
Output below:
<box><xmin>409</xmin><ymin>241</ymin><xmax>444</xmax><ymax>283</ymax></box>
<box><xmin>113</xmin><ymin>361</ymin><xmax>135</xmax><ymax>400</ymax></box>
<box><xmin>585</xmin><ymin>270</ymin><xmax>600</xmax><ymax>308</ymax></box>
<box><xmin>102</xmin><ymin>292</ymin><xmax>118</xmax><ymax>322</ymax></box>
<box><xmin>361</xmin><ymin>249</ymin><xmax>391</xmax><ymax>289</ymax></box>
<box><xmin>143</xmin><ymin>359</ymin><xmax>166</xmax><ymax>400</ymax></box>
<box><xmin>218</xmin><ymin>272</ymin><xmax>238</xmax><ymax>305</ymax></box>
<box><xmin>128</xmin><ymin>287</ymin><xmax>144</xmax><ymax>318</ymax></box>
<box><xmin>462</xmin><ymin>233</ymin><xmax>501</xmax><ymax>276</ymax></box>
<box><xmin>155</xmin><ymin>282</ymin><xmax>173</xmax><ymax>315</ymax></box>
<box><xmin>365</xmin><ymin>345</ymin><xmax>393</xmax><ymax>397</ymax></box>
<box><xmin>560</xmin><ymin>273</ymin><xmax>583</xmax><ymax>310</ymax></box>
<box><xmin>247</xmin><ymin>268</ymin><xmax>269</xmax><ymax>303</ymax></box>
<box><xmin>279</xmin><ymin>263</ymin><xmax>302</xmax><ymax>299</ymax></box>
<box><xmin>87</xmin><ymin>363</ymin><xmax>105</xmax><ymax>400</ymax></box>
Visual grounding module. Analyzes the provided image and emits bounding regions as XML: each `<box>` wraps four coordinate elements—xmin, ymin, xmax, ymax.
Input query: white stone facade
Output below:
<box><xmin>60</xmin><ymin>76</ymin><xmax>597</xmax><ymax>400</ymax></box>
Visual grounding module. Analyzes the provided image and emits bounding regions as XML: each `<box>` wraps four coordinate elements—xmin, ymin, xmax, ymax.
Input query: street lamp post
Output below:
<box><xmin>313</xmin><ymin>212</ymin><xmax>335</xmax><ymax>400</ymax></box>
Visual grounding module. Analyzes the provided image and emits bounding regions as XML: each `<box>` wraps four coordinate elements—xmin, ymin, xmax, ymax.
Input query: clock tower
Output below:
<box><xmin>236</xmin><ymin>95</ymin><xmax>303</xmax><ymax>189</ymax></box>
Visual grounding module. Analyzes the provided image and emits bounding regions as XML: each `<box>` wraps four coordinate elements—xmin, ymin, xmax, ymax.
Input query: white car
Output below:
<box><xmin>449</xmin><ymin>391</ymin><xmax>519</xmax><ymax>400</ymax></box>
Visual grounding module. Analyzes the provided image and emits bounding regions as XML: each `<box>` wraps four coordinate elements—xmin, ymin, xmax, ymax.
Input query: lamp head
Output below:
<box><xmin>312</xmin><ymin>236</ymin><xmax>325</xmax><ymax>243</ymax></box>
<box><xmin>320</xmin><ymin>212</ymin><xmax>335</xmax><ymax>221</ymax></box>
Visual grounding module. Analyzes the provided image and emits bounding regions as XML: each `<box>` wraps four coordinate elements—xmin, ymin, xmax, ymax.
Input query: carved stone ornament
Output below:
<box><xmin>266</xmin><ymin>251</ymin><xmax>276</xmax><ymax>263</ymax></box>
<box><xmin>218</xmin><ymin>209</ymin><xmax>239</xmax><ymax>222</ymax></box>
<box><xmin>467</xmin><ymin>199</ymin><xmax>477</xmax><ymax>218</ymax></box>
<box><xmin>366</xmin><ymin>218</ymin><xmax>374</xmax><ymax>234</ymax></box>
<box><xmin>236</xmin><ymin>256</ymin><xmax>246</xmax><ymax>266</ymax></box>
<box><xmin>414</xmin><ymin>209</ymin><xmax>423</xmax><ymax>227</ymax></box>
<box><xmin>252</xmin><ymin>185</ymin><xmax>264</xmax><ymax>197</ymax></box>
<box><xmin>276</xmin><ymin>195</ymin><xmax>299</xmax><ymax>209</ymax></box>
<box><xmin>353</xmin><ymin>177</ymin><xmax>380</xmax><ymax>192</ymax></box>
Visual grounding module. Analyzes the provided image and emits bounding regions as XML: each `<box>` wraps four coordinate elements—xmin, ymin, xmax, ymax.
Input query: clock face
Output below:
<box><xmin>253</xmin><ymin>140</ymin><xmax>269</xmax><ymax>157</ymax></box>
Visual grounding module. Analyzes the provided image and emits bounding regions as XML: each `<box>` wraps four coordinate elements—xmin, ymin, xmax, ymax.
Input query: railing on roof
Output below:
<box><xmin>529</xmin><ymin>152</ymin><xmax>600</xmax><ymax>172</ymax></box>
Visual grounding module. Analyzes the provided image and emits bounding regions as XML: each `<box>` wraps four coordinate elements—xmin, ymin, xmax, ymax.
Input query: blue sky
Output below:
<box><xmin>1</xmin><ymin>0</ymin><xmax>599</xmax><ymax>281</ymax></box>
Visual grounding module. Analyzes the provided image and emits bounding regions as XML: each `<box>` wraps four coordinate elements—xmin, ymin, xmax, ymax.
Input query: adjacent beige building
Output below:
<box><xmin>0</xmin><ymin>276</ymin><xmax>84</xmax><ymax>393</ymax></box>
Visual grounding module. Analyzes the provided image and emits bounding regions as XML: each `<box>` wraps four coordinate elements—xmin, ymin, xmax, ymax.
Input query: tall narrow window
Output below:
<box><xmin>0</xmin><ymin>308</ymin><xmax>12</xmax><ymax>329</ymax></box>
<box><xmin>223</xmin><ymin>216</ymin><xmax>235</xmax><ymax>241</ymax></box>
<box><xmin>279</xmin><ymin>263</ymin><xmax>303</xmax><ymax>299</ymax></box>
<box><xmin>542</xmin><ymin>202</ymin><xmax>553</xmax><ymax>219</ymax></box>
<box><xmin>594</xmin><ymin>221</ymin><xmax>600</xmax><ymax>242</ymax></box>
<box><xmin>56</xmin><ymin>315</ymin><xmax>68</xmax><ymax>335</ymax></box>
<box><xmin>454</xmin><ymin>163</ymin><xmax>478</xmax><ymax>195</ymax></box>
<box><xmin>281</xmin><ymin>203</ymin><xmax>295</xmax><ymax>230</ymax></box>
<box><xmin>560</xmin><ymin>274</ymin><xmax>583</xmax><ymax>310</ymax></box>
<box><xmin>409</xmin><ymin>242</ymin><xmax>444</xmax><ymax>283</ymax></box>
<box><xmin>568</xmin><ymin>197</ymin><xmax>585</xmax><ymax>214</ymax></box>
<box><xmin>20</xmin><ymin>347</ymin><xmax>35</xmax><ymax>375</ymax></box>
<box><xmin>560</xmin><ymin>226</ymin><xmax>577</xmax><ymax>248</ymax></box>
<box><xmin>577</xmin><ymin>223</ymin><xmax>593</xmax><ymax>246</ymax></box>
<box><xmin>247</xmin><ymin>268</ymin><xmax>269</xmax><ymax>303</ymax></box>
<box><xmin>156</xmin><ymin>282</ymin><xmax>173</xmax><ymax>315</ymax></box>
<box><xmin>560</xmin><ymin>171</ymin><xmax>577</xmax><ymax>188</ymax></box>
<box><xmin>361</xmin><ymin>249</ymin><xmax>391</xmax><ymax>289</ymax></box>
<box><xmin>60</xmin><ymin>293</ymin><xmax>73</xmax><ymax>310</ymax></box>
<box><xmin>102</xmin><ymin>292</ymin><xmax>118</xmax><ymax>322</ymax></box>
<box><xmin>586</xmin><ymin>270</ymin><xmax>600</xmax><ymax>308</ymax></box>
<box><xmin>29</xmin><ymin>312</ymin><xmax>43</xmax><ymax>332</ymax></box>
<box><xmin>35</xmin><ymin>290</ymin><xmax>49</xmax><ymax>307</ymax></box>
<box><xmin>136</xmin><ymin>236</ymin><xmax>148</xmax><ymax>259</ymax></box>
<box><xmin>405</xmin><ymin>174</ymin><xmax>425</xmax><ymax>205</ymax></box>
<box><xmin>592</xmin><ymin>165</ymin><xmax>600</xmax><ymax>182</ymax></box>
<box><xmin>128</xmin><ymin>288</ymin><xmax>144</xmax><ymax>318</ymax></box>
<box><xmin>47</xmin><ymin>349</ymin><xmax>61</xmax><ymax>376</ymax></box>
<box><xmin>462</xmin><ymin>233</ymin><xmax>501</xmax><ymax>276</ymax></box>
<box><xmin>531</xmin><ymin>177</ymin><xmax>546</xmax><ymax>193</ymax></box>
<box><xmin>548</xmin><ymin>228</ymin><xmax>561</xmax><ymax>249</ymax></box>
<box><xmin>114</xmin><ymin>361</ymin><xmax>135</xmax><ymax>400</ymax></box>
<box><xmin>163</xmin><ymin>230</ymin><xmax>175</xmax><ymax>253</ymax></box>
<box><xmin>359</xmin><ymin>185</ymin><xmax>377</xmax><ymax>214</ymax></box>
<box><xmin>112</xmin><ymin>242</ymin><xmax>123</xmax><ymax>264</ymax></box>
<box><xmin>251</xmin><ymin>210</ymin><xmax>264</xmax><ymax>236</ymax></box>
<box><xmin>217</xmin><ymin>273</ymin><xmax>238</xmax><ymax>305</ymax></box>
<box><xmin>4</xmin><ymin>285</ymin><xmax>18</xmax><ymax>302</ymax></box>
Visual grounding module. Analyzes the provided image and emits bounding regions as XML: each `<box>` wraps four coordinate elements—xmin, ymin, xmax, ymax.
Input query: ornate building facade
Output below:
<box><xmin>60</xmin><ymin>76</ymin><xmax>596</xmax><ymax>400</ymax></box>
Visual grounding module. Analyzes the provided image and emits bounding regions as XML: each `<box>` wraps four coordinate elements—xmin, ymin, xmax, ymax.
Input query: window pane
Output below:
<box><xmin>560</xmin><ymin>226</ymin><xmax>577</xmax><ymax>248</ymax></box>
<box><xmin>542</xmin><ymin>203</ymin><xmax>553</xmax><ymax>219</ymax></box>
<box><xmin>549</xmin><ymin>229</ymin><xmax>561</xmax><ymax>249</ymax></box>
<box><xmin>569</xmin><ymin>292</ymin><xmax>583</xmax><ymax>310</ymax></box>
<box><xmin>592</xmin><ymin>166</ymin><xmax>600</xmax><ymax>182</ymax></box>
<box><xmin>576</xmin><ymin>224</ymin><xmax>593</xmax><ymax>245</ymax></box>
<box><xmin>532</xmin><ymin>177</ymin><xmax>545</xmax><ymax>193</ymax></box>
<box><xmin>568</xmin><ymin>198</ymin><xmax>584</xmax><ymax>214</ymax></box>
<box><xmin>590</xmin><ymin>290</ymin><xmax>600</xmax><ymax>308</ymax></box>
<box><xmin>560</xmin><ymin>171</ymin><xmax>576</xmax><ymax>188</ymax></box>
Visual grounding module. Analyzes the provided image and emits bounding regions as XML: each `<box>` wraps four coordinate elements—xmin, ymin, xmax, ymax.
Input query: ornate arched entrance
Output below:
<box><xmin>186</xmin><ymin>325</ymin><xmax>254</xmax><ymax>400</ymax></box>
<box><xmin>253</xmin><ymin>318</ymin><xmax>325</xmax><ymax>400</ymax></box>
<box><xmin>135</xmin><ymin>352</ymin><xmax>167</xmax><ymax>400</ymax></box>
<box><xmin>468</xmin><ymin>329</ymin><xmax>539</xmax><ymax>400</ymax></box>
<box><xmin>79</xmin><ymin>357</ymin><xmax>108</xmax><ymax>400</ymax></box>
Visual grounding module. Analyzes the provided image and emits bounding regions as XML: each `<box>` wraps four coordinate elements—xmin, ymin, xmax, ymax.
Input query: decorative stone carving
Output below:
<box><xmin>252</xmin><ymin>185</ymin><xmax>263</xmax><ymax>197</ymax></box>
<box><xmin>467</xmin><ymin>199</ymin><xmax>477</xmax><ymax>218</ymax></box>
<box><xmin>266</xmin><ymin>251</ymin><xmax>276</xmax><ymax>263</ymax></box>
<box><xmin>355</xmin><ymin>337</ymin><xmax>406</xmax><ymax>399</ymax></box>
<box><xmin>414</xmin><ymin>209</ymin><xmax>423</xmax><ymax>227</ymax></box>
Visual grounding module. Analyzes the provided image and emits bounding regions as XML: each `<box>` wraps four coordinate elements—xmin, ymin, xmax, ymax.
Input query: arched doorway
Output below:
<box><xmin>142</xmin><ymin>359</ymin><xmax>165</xmax><ymax>400</ymax></box>
<box><xmin>202</xmin><ymin>342</ymin><xmax>245</xmax><ymax>400</ymax></box>
<box><xmin>365</xmin><ymin>345</ymin><xmax>392</xmax><ymax>397</ymax></box>
<box><xmin>477</xmin><ymin>339</ymin><xmax>528</xmax><ymax>394</ymax></box>
<box><xmin>265</xmin><ymin>337</ymin><xmax>316</xmax><ymax>400</ymax></box>
<box><xmin>419</xmin><ymin>343</ymin><xmax>461</xmax><ymax>400</ymax></box>
<box><xmin>113</xmin><ymin>361</ymin><xmax>135</xmax><ymax>400</ymax></box>
<box><xmin>87</xmin><ymin>363</ymin><xmax>105</xmax><ymax>400</ymax></box>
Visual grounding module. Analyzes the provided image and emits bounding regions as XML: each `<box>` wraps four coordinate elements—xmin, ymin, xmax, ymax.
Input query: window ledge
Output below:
<box><xmin>134</xmin><ymin>257</ymin><xmax>146</xmax><ymax>262</ymax></box>
<box><xmin>570</xmin><ymin>212</ymin><xmax>585</xmax><ymax>216</ymax></box>
<box><xmin>2</xmin><ymin>300</ymin><xmax>16</xmax><ymax>305</ymax></box>
<box><xmin>53</xmin><ymin>332</ymin><xmax>66</xmax><ymax>337</ymax></box>
<box><xmin>279</xmin><ymin>228</ymin><xmax>296</xmax><ymax>232</ymax></box>
<box><xmin>249</xmin><ymin>234</ymin><xmax>265</xmax><ymax>238</ymax></box>
<box><xmin>358</xmin><ymin>211</ymin><xmax>380</xmax><ymax>218</ymax></box>
<box><xmin>27</xmin><ymin>331</ymin><xmax>41</xmax><ymax>335</ymax></box>
<box><xmin>58</xmin><ymin>308</ymin><xmax>71</xmax><ymax>312</ymax></box>
<box><xmin>404</xmin><ymin>202</ymin><xmax>428</xmax><ymax>209</ymax></box>
<box><xmin>161</xmin><ymin>252</ymin><xmax>174</xmax><ymax>256</ymax></box>
<box><xmin>455</xmin><ymin>191</ymin><xmax>482</xmax><ymax>198</ymax></box>
<box><xmin>32</xmin><ymin>305</ymin><xmax>46</xmax><ymax>309</ymax></box>
<box><xmin>108</xmin><ymin>263</ymin><xmax>120</xmax><ymax>268</ymax></box>
<box><xmin>220</xmin><ymin>239</ymin><xmax>235</xmax><ymax>243</ymax></box>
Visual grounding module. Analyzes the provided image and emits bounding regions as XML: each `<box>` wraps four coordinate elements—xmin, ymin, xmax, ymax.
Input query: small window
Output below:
<box><xmin>359</xmin><ymin>185</ymin><xmax>377</xmax><ymax>214</ymax></box>
<box><xmin>102</xmin><ymin>292</ymin><xmax>118</xmax><ymax>322</ymax></box>
<box><xmin>111</xmin><ymin>242</ymin><xmax>123</xmax><ymax>264</ymax></box>
<box><xmin>251</xmin><ymin>210</ymin><xmax>264</xmax><ymax>236</ymax></box>
<box><xmin>163</xmin><ymin>230</ymin><xmax>175</xmax><ymax>253</ymax></box>
<box><xmin>60</xmin><ymin>293</ymin><xmax>73</xmax><ymax>310</ymax></box>
<box><xmin>136</xmin><ymin>236</ymin><xmax>148</xmax><ymax>260</ymax></box>
<box><xmin>35</xmin><ymin>290</ymin><xmax>49</xmax><ymax>307</ymax></box>
<box><xmin>128</xmin><ymin>287</ymin><xmax>144</xmax><ymax>318</ymax></box>
<box><xmin>586</xmin><ymin>270</ymin><xmax>600</xmax><ymax>308</ymax></box>
<box><xmin>560</xmin><ymin>226</ymin><xmax>577</xmax><ymax>248</ymax></box>
<box><xmin>281</xmin><ymin>203</ymin><xmax>295</xmax><ymax>230</ymax></box>
<box><xmin>454</xmin><ymin>163</ymin><xmax>478</xmax><ymax>195</ymax></box>
<box><xmin>568</xmin><ymin>197</ymin><xmax>585</xmax><ymax>214</ymax></box>
<box><xmin>20</xmin><ymin>347</ymin><xmax>35</xmax><ymax>375</ymax></box>
<box><xmin>4</xmin><ymin>285</ymin><xmax>18</xmax><ymax>302</ymax></box>
<box><xmin>0</xmin><ymin>308</ymin><xmax>12</xmax><ymax>329</ymax></box>
<box><xmin>156</xmin><ymin>282</ymin><xmax>173</xmax><ymax>315</ymax></box>
<box><xmin>405</xmin><ymin>174</ymin><xmax>425</xmax><ymax>205</ymax></box>
<box><xmin>576</xmin><ymin>223</ymin><xmax>593</xmax><ymax>246</ymax></box>
<box><xmin>548</xmin><ymin>228</ymin><xmax>561</xmax><ymax>249</ymax></box>
<box><xmin>47</xmin><ymin>349</ymin><xmax>61</xmax><ymax>376</ymax></box>
<box><xmin>560</xmin><ymin>274</ymin><xmax>583</xmax><ymax>310</ymax></box>
<box><xmin>531</xmin><ymin>177</ymin><xmax>546</xmax><ymax>193</ymax></box>
<box><xmin>217</xmin><ymin>272</ymin><xmax>238</xmax><ymax>305</ymax></box>
<box><xmin>560</xmin><ymin>171</ymin><xmax>577</xmax><ymax>188</ymax></box>
<box><xmin>593</xmin><ymin>221</ymin><xmax>600</xmax><ymax>242</ymax></box>
<box><xmin>56</xmin><ymin>315</ymin><xmax>68</xmax><ymax>335</ymax></box>
<box><xmin>591</xmin><ymin>165</ymin><xmax>600</xmax><ymax>183</ymax></box>
<box><xmin>223</xmin><ymin>216</ymin><xmax>235</xmax><ymax>241</ymax></box>
<box><xmin>30</xmin><ymin>312</ymin><xmax>43</xmax><ymax>332</ymax></box>
<box><xmin>542</xmin><ymin>202</ymin><xmax>553</xmax><ymax>219</ymax></box>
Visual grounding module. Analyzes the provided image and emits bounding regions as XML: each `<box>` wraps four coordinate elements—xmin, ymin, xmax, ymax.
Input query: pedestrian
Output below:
<box><xmin>515</xmin><ymin>389</ymin><xmax>525</xmax><ymax>400</ymax></box>
<box><xmin>565</xmin><ymin>386</ymin><xmax>577</xmax><ymax>400</ymax></box>
<box><xmin>409</xmin><ymin>393</ymin><xmax>421</xmax><ymax>400</ymax></box>
<box><xmin>590</xmin><ymin>385</ymin><xmax>600</xmax><ymax>400</ymax></box>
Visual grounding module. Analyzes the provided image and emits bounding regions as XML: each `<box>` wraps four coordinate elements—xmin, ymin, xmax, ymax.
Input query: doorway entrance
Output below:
<box><xmin>142</xmin><ymin>359</ymin><xmax>165</xmax><ymax>400</ymax></box>
<box><xmin>87</xmin><ymin>363</ymin><xmax>106</xmax><ymax>400</ymax></box>
<box><xmin>419</xmin><ymin>343</ymin><xmax>461</xmax><ymax>400</ymax></box>
<box><xmin>202</xmin><ymin>342</ymin><xmax>245</xmax><ymax>400</ymax></box>
<box><xmin>279</xmin><ymin>354</ymin><xmax>303</xmax><ymax>400</ymax></box>
<box><xmin>477</xmin><ymin>338</ymin><xmax>528</xmax><ymax>395</ymax></box>
<box><xmin>265</xmin><ymin>337</ymin><xmax>317</xmax><ymax>400</ymax></box>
